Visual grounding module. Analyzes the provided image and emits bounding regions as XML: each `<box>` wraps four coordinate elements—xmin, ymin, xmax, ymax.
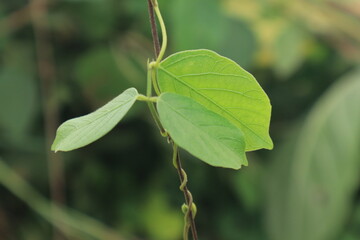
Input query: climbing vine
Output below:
<box><xmin>51</xmin><ymin>0</ymin><xmax>273</xmax><ymax>239</ymax></box>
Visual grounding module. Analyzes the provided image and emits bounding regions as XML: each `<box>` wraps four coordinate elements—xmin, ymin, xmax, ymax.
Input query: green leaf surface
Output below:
<box><xmin>157</xmin><ymin>93</ymin><xmax>247</xmax><ymax>169</ymax></box>
<box><xmin>266</xmin><ymin>69</ymin><xmax>360</xmax><ymax>240</ymax></box>
<box><xmin>51</xmin><ymin>88</ymin><xmax>138</xmax><ymax>152</ymax></box>
<box><xmin>158</xmin><ymin>49</ymin><xmax>273</xmax><ymax>151</ymax></box>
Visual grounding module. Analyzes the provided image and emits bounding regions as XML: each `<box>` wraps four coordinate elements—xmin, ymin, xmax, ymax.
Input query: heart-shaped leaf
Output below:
<box><xmin>157</xmin><ymin>92</ymin><xmax>247</xmax><ymax>169</ymax></box>
<box><xmin>157</xmin><ymin>49</ymin><xmax>273</xmax><ymax>151</ymax></box>
<box><xmin>52</xmin><ymin>88</ymin><xmax>138</xmax><ymax>152</ymax></box>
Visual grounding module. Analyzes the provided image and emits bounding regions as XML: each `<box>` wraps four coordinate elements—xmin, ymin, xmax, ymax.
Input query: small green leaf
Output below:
<box><xmin>158</xmin><ymin>49</ymin><xmax>273</xmax><ymax>151</ymax></box>
<box><xmin>157</xmin><ymin>93</ymin><xmax>247</xmax><ymax>169</ymax></box>
<box><xmin>51</xmin><ymin>88</ymin><xmax>138</xmax><ymax>152</ymax></box>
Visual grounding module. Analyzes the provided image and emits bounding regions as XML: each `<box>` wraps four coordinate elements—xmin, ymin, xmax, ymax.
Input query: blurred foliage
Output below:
<box><xmin>0</xmin><ymin>0</ymin><xmax>360</xmax><ymax>239</ymax></box>
<box><xmin>266</xmin><ymin>69</ymin><xmax>360</xmax><ymax>240</ymax></box>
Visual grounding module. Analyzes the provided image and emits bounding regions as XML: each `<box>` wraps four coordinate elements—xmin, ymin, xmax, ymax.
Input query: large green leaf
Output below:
<box><xmin>157</xmin><ymin>93</ymin><xmax>247</xmax><ymax>169</ymax></box>
<box><xmin>157</xmin><ymin>49</ymin><xmax>273</xmax><ymax>151</ymax></box>
<box><xmin>51</xmin><ymin>88</ymin><xmax>138</xmax><ymax>152</ymax></box>
<box><xmin>266</xmin><ymin>69</ymin><xmax>360</xmax><ymax>240</ymax></box>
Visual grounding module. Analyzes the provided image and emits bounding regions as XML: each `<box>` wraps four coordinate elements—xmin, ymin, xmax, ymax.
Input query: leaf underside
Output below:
<box><xmin>157</xmin><ymin>49</ymin><xmax>273</xmax><ymax>151</ymax></box>
<box><xmin>51</xmin><ymin>87</ymin><xmax>138</xmax><ymax>152</ymax></box>
<box><xmin>157</xmin><ymin>92</ymin><xmax>247</xmax><ymax>169</ymax></box>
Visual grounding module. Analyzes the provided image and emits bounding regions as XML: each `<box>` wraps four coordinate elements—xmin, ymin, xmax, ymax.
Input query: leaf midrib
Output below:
<box><xmin>59</xmin><ymin>97</ymin><xmax>135</xmax><ymax>148</ymax></box>
<box><xmin>158</xmin><ymin>66</ymin><xmax>271</xmax><ymax>148</ymax></box>
<box><xmin>68</xmin><ymin>97</ymin><xmax>134</xmax><ymax>130</ymax></box>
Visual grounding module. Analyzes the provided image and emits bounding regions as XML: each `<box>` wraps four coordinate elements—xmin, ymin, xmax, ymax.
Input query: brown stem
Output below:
<box><xmin>147</xmin><ymin>0</ymin><xmax>161</xmax><ymax>58</ymax></box>
<box><xmin>30</xmin><ymin>1</ymin><xmax>66</xmax><ymax>239</ymax></box>
<box><xmin>174</xmin><ymin>145</ymin><xmax>199</xmax><ymax>240</ymax></box>
<box><xmin>146</xmin><ymin>1</ymin><xmax>198</xmax><ymax>239</ymax></box>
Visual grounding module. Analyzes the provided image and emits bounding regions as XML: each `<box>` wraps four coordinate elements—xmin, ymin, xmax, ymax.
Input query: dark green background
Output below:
<box><xmin>1</xmin><ymin>0</ymin><xmax>360</xmax><ymax>239</ymax></box>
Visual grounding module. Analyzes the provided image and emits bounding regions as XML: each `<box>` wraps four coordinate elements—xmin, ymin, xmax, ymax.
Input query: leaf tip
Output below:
<box><xmin>50</xmin><ymin>141</ymin><xmax>59</xmax><ymax>153</ymax></box>
<box><xmin>52</xmin><ymin>146</ymin><xmax>64</xmax><ymax>153</ymax></box>
<box><xmin>266</xmin><ymin>139</ymin><xmax>274</xmax><ymax>150</ymax></box>
<box><xmin>227</xmin><ymin>162</ymin><xmax>246</xmax><ymax>170</ymax></box>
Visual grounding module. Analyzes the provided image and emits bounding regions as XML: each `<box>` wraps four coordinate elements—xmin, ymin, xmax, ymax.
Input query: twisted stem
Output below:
<box><xmin>172</xmin><ymin>143</ymin><xmax>198</xmax><ymax>240</ymax></box>
<box><xmin>146</xmin><ymin>1</ymin><xmax>199</xmax><ymax>239</ymax></box>
<box><xmin>146</xmin><ymin>62</ymin><xmax>166</xmax><ymax>135</ymax></box>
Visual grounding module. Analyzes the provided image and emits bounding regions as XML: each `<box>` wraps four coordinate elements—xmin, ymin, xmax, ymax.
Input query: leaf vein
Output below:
<box><xmin>159</xmin><ymin>67</ymin><xmax>271</xmax><ymax>147</ymax></box>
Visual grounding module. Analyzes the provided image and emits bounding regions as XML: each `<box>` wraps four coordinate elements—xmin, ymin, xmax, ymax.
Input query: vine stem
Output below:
<box><xmin>147</xmin><ymin>0</ymin><xmax>160</xmax><ymax>57</ymax></box>
<box><xmin>146</xmin><ymin>62</ymin><xmax>166</xmax><ymax>135</ymax></box>
<box><xmin>153</xmin><ymin>3</ymin><xmax>167</xmax><ymax>65</ymax></box>
<box><xmin>172</xmin><ymin>143</ymin><xmax>199</xmax><ymax>240</ymax></box>
<box><xmin>146</xmin><ymin>1</ymin><xmax>198</xmax><ymax>239</ymax></box>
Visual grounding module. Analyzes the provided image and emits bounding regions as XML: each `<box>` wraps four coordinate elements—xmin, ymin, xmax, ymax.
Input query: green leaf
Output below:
<box><xmin>266</xmin><ymin>69</ymin><xmax>360</xmax><ymax>240</ymax></box>
<box><xmin>157</xmin><ymin>93</ymin><xmax>247</xmax><ymax>169</ymax></box>
<box><xmin>51</xmin><ymin>88</ymin><xmax>138</xmax><ymax>152</ymax></box>
<box><xmin>157</xmin><ymin>49</ymin><xmax>273</xmax><ymax>151</ymax></box>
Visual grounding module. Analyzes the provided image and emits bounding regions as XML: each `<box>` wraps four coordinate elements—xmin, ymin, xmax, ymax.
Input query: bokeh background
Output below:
<box><xmin>1</xmin><ymin>0</ymin><xmax>360</xmax><ymax>239</ymax></box>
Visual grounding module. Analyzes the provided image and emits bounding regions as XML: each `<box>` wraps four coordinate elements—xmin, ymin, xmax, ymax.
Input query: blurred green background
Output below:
<box><xmin>1</xmin><ymin>0</ymin><xmax>360</xmax><ymax>239</ymax></box>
